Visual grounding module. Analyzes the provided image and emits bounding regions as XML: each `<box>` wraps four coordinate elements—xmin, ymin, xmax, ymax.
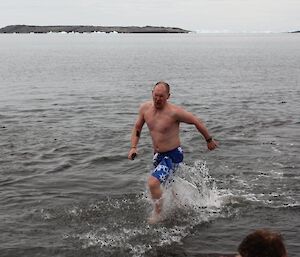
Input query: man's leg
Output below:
<box><xmin>148</xmin><ymin>176</ymin><xmax>162</xmax><ymax>214</ymax></box>
<box><xmin>148</xmin><ymin>155</ymin><xmax>174</xmax><ymax>223</ymax></box>
<box><xmin>147</xmin><ymin>175</ymin><xmax>166</xmax><ymax>224</ymax></box>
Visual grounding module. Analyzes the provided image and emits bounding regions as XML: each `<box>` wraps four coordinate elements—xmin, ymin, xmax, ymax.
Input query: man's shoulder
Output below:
<box><xmin>167</xmin><ymin>103</ymin><xmax>188</xmax><ymax>120</ymax></box>
<box><xmin>168</xmin><ymin>103</ymin><xmax>184</xmax><ymax>113</ymax></box>
<box><xmin>139</xmin><ymin>101</ymin><xmax>152</xmax><ymax>112</ymax></box>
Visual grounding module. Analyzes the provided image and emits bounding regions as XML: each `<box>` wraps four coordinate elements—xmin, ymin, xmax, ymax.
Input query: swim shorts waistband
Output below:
<box><xmin>153</xmin><ymin>146</ymin><xmax>184</xmax><ymax>165</ymax></box>
<box><xmin>156</xmin><ymin>146</ymin><xmax>182</xmax><ymax>155</ymax></box>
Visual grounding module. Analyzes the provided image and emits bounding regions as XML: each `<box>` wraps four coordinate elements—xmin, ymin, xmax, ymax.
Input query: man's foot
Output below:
<box><xmin>147</xmin><ymin>212</ymin><xmax>164</xmax><ymax>224</ymax></box>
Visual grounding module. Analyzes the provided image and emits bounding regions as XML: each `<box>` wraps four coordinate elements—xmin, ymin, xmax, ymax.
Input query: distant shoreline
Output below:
<box><xmin>0</xmin><ymin>25</ymin><xmax>190</xmax><ymax>34</ymax></box>
<box><xmin>0</xmin><ymin>25</ymin><xmax>298</xmax><ymax>34</ymax></box>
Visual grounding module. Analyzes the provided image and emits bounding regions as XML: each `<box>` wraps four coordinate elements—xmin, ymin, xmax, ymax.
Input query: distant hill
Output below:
<box><xmin>290</xmin><ymin>30</ymin><xmax>300</xmax><ymax>33</ymax></box>
<box><xmin>0</xmin><ymin>25</ymin><xmax>190</xmax><ymax>34</ymax></box>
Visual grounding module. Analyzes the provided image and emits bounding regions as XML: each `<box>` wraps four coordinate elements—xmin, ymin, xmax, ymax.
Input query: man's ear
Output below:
<box><xmin>167</xmin><ymin>93</ymin><xmax>170</xmax><ymax>99</ymax></box>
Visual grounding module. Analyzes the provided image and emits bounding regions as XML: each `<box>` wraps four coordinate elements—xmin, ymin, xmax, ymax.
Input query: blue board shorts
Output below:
<box><xmin>151</xmin><ymin>146</ymin><xmax>184</xmax><ymax>184</ymax></box>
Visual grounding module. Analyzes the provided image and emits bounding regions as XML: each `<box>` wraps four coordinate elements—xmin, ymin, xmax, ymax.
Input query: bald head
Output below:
<box><xmin>153</xmin><ymin>81</ymin><xmax>170</xmax><ymax>94</ymax></box>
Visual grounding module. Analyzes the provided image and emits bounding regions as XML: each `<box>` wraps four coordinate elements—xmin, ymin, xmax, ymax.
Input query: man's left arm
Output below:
<box><xmin>175</xmin><ymin>107</ymin><xmax>218</xmax><ymax>150</ymax></box>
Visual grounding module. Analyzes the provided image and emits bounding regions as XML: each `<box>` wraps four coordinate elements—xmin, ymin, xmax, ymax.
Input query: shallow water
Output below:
<box><xmin>0</xmin><ymin>33</ymin><xmax>299</xmax><ymax>256</ymax></box>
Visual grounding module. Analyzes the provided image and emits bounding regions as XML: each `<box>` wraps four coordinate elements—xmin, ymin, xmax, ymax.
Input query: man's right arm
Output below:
<box><xmin>128</xmin><ymin>105</ymin><xmax>145</xmax><ymax>160</ymax></box>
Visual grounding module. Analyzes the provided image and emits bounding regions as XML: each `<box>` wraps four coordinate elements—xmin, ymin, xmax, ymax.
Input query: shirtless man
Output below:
<box><xmin>128</xmin><ymin>81</ymin><xmax>218</xmax><ymax>223</ymax></box>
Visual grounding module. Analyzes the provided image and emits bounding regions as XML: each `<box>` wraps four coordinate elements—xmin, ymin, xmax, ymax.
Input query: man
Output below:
<box><xmin>237</xmin><ymin>229</ymin><xmax>287</xmax><ymax>257</ymax></box>
<box><xmin>128</xmin><ymin>81</ymin><xmax>218</xmax><ymax>223</ymax></box>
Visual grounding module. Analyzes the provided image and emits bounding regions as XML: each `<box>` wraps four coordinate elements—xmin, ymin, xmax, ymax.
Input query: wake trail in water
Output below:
<box><xmin>40</xmin><ymin>160</ymin><xmax>229</xmax><ymax>257</ymax></box>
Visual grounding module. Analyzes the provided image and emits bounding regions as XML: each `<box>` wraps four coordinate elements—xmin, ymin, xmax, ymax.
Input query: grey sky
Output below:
<box><xmin>0</xmin><ymin>0</ymin><xmax>299</xmax><ymax>32</ymax></box>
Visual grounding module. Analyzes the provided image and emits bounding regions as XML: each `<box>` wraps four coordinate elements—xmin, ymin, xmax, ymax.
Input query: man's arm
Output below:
<box><xmin>128</xmin><ymin>105</ymin><xmax>145</xmax><ymax>160</ymax></box>
<box><xmin>175</xmin><ymin>106</ymin><xmax>218</xmax><ymax>150</ymax></box>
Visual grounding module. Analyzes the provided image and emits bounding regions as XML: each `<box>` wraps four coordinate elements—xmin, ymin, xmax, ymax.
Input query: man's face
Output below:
<box><xmin>152</xmin><ymin>84</ymin><xmax>169</xmax><ymax>109</ymax></box>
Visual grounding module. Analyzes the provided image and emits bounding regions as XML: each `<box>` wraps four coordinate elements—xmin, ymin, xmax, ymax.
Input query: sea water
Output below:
<box><xmin>0</xmin><ymin>33</ymin><xmax>299</xmax><ymax>256</ymax></box>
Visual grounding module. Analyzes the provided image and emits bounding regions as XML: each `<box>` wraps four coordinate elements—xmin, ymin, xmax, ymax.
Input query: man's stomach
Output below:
<box><xmin>152</xmin><ymin>137</ymin><xmax>181</xmax><ymax>153</ymax></box>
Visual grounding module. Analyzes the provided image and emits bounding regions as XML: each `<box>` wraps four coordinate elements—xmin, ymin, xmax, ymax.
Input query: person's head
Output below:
<box><xmin>238</xmin><ymin>229</ymin><xmax>287</xmax><ymax>257</ymax></box>
<box><xmin>152</xmin><ymin>81</ymin><xmax>170</xmax><ymax>109</ymax></box>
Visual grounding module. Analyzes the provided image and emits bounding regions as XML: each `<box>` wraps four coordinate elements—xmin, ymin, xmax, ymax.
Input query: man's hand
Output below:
<box><xmin>128</xmin><ymin>148</ymin><xmax>137</xmax><ymax>160</ymax></box>
<box><xmin>207</xmin><ymin>139</ymin><xmax>218</xmax><ymax>150</ymax></box>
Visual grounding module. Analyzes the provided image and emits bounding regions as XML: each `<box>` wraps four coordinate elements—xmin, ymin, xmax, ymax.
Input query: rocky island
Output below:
<box><xmin>0</xmin><ymin>25</ymin><xmax>190</xmax><ymax>34</ymax></box>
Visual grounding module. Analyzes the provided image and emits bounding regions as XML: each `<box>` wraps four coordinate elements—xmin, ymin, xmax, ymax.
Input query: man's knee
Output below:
<box><xmin>148</xmin><ymin>176</ymin><xmax>160</xmax><ymax>189</ymax></box>
<box><xmin>148</xmin><ymin>176</ymin><xmax>162</xmax><ymax>198</ymax></box>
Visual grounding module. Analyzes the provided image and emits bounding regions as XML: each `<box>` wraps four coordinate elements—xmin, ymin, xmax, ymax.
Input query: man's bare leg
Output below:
<box><xmin>147</xmin><ymin>176</ymin><xmax>164</xmax><ymax>223</ymax></box>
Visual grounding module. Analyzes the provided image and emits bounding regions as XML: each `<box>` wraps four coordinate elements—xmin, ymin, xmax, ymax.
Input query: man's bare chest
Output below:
<box><xmin>144</xmin><ymin>111</ymin><xmax>177</xmax><ymax>132</ymax></box>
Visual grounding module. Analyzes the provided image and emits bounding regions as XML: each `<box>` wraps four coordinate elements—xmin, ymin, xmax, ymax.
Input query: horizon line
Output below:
<box><xmin>0</xmin><ymin>24</ymin><xmax>298</xmax><ymax>34</ymax></box>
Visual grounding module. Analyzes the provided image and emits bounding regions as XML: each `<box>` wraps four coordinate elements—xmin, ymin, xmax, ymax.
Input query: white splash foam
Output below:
<box><xmin>157</xmin><ymin>160</ymin><xmax>222</xmax><ymax>219</ymax></box>
<box><xmin>62</xmin><ymin>161</ymin><xmax>225</xmax><ymax>256</ymax></box>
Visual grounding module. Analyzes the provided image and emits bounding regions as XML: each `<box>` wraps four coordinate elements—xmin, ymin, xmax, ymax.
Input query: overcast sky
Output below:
<box><xmin>0</xmin><ymin>0</ymin><xmax>299</xmax><ymax>32</ymax></box>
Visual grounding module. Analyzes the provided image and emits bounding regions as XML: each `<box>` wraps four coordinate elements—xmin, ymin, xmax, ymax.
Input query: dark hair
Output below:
<box><xmin>238</xmin><ymin>229</ymin><xmax>287</xmax><ymax>257</ymax></box>
<box><xmin>153</xmin><ymin>81</ymin><xmax>170</xmax><ymax>94</ymax></box>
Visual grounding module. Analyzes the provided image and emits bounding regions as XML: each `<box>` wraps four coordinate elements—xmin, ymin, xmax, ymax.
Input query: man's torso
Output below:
<box><xmin>142</xmin><ymin>102</ymin><xmax>181</xmax><ymax>152</ymax></box>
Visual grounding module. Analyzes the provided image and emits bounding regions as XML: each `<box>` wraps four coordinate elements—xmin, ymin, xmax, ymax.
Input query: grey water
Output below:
<box><xmin>0</xmin><ymin>33</ymin><xmax>299</xmax><ymax>257</ymax></box>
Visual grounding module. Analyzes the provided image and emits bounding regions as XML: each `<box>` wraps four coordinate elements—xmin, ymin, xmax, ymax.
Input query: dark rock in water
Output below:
<box><xmin>0</xmin><ymin>25</ymin><xmax>190</xmax><ymax>34</ymax></box>
<box><xmin>289</xmin><ymin>30</ymin><xmax>300</xmax><ymax>33</ymax></box>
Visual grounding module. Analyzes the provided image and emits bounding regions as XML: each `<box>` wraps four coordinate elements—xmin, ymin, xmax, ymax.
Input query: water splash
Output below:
<box><xmin>44</xmin><ymin>161</ymin><xmax>225</xmax><ymax>257</ymax></box>
<box><xmin>152</xmin><ymin>160</ymin><xmax>222</xmax><ymax>223</ymax></box>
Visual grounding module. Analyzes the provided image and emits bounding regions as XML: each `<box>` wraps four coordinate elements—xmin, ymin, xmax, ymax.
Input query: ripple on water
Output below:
<box><xmin>37</xmin><ymin>161</ymin><xmax>233</xmax><ymax>257</ymax></box>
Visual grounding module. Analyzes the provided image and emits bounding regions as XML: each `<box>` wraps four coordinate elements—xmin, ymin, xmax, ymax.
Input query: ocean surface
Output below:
<box><xmin>0</xmin><ymin>33</ymin><xmax>299</xmax><ymax>257</ymax></box>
